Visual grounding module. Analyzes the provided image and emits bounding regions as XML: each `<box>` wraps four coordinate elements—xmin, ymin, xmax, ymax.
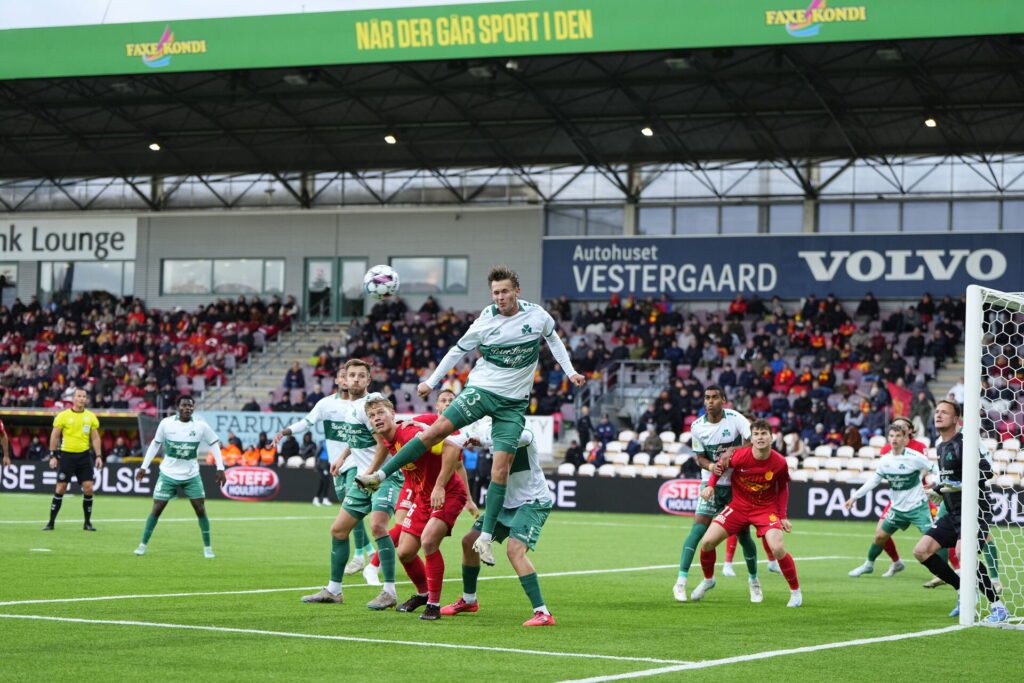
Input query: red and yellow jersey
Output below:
<box><xmin>383</xmin><ymin>416</ymin><xmax>464</xmax><ymax>498</ymax></box>
<box><xmin>712</xmin><ymin>447</ymin><xmax>790</xmax><ymax>517</ymax></box>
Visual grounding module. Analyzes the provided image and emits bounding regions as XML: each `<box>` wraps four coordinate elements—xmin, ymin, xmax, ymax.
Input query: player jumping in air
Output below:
<box><xmin>134</xmin><ymin>395</ymin><xmax>225</xmax><ymax>557</ymax></box>
<box><xmin>442</xmin><ymin>420</ymin><xmax>556</xmax><ymax>626</ymax></box>
<box><xmin>357</xmin><ymin>266</ymin><xmax>583</xmax><ymax>567</ymax></box>
<box><xmin>364</xmin><ymin>395</ymin><xmax>468</xmax><ymax>620</ymax></box>
<box><xmin>844</xmin><ymin>422</ymin><xmax>938</xmax><ymax>577</ymax></box>
<box><xmin>697</xmin><ymin>419</ymin><xmax>802</xmax><ymax>607</ymax></box>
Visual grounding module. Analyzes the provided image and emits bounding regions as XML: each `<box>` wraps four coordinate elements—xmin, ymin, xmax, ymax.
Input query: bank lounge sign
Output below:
<box><xmin>0</xmin><ymin>219</ymin><xmax>136</xmax><ymax>261</ymax></box>
<box><xmin>542</xmin><ymin>233</ymin><xmax>1023</xmax><ymax>300</ymax></box>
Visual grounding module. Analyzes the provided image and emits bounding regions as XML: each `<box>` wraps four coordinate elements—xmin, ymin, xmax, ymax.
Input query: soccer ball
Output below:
<box><xmin>363</xmin><ymin>265</ymin><xmax>400</xmax><ymax>300</ymax></box>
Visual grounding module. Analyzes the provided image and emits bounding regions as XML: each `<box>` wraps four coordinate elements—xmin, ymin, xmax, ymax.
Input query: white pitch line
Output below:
<box><xmin>0</xmin><ymin>556</ymin><xmax>852</xmax><ymax>607</ymax></box>
<box><xmin>0</xmin><ymin>613</ymin><xmax>693</xmax><ymax>665</ymax></box>
<box><xmin>554</xmin><ymin>624</ymin><xmax>970</xmax><ymax>683</ymax></box>
<box><xmin>0</xmin><ymin>515</ymin><xmax>338</xmax><ymax>524</ymax></box>
<box><xmin>552</xmin><ymin>520</ymin><xmax>880</xmax><ymax>539</ymax></box>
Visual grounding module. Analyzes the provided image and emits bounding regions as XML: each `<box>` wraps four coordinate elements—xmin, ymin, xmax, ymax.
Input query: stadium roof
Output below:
<box><xmin>2</xmin><ymin>2</ymin><xmax>1024</xmax><ymax>204</ymax></box>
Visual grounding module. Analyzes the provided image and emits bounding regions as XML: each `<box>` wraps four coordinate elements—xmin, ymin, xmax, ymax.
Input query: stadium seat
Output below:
<box><xmin>577</xmin><ymin>463</ymin><xmax>596</xmax><ymax>477</ymax></box>
<box><xmin>846</xmin><ymin>458</ymin><xmax>869</xmax><ymax>472</ymax></box>
<box><xmin>557</xmin><ymin>463</ymin><xmax>576</xmax><ymax>476</ymax></box>
<box><xmin>605</xmin><ymin>441</ymin><xmax>624</xmax><ymax>454</ymax></box>
<box><xmin>801</xmin><ymin>456</ymin><xmax>821</xmax><ymax>471</ymax></box>
<box><xmin>1003</xmin><ymin>437</ymin><xmax>1021</xmax><ymax>452</ymax></box>
<box><xmin>789</xmin><ymin>470</ymin><xmax>809</xmax><ymax>482</ymax></box>
<box><xmin>785</xmin><ymin>456</ymin><xmax>799</xmax><ymax>469</ymax></box>
<box><xmin>1006</xmin><ymin>462</ymin><xmax>1024</xmax><ymax>477</ymax></box>
<box><xmin>678</xmin><ymin>432</ymin><xmax>692</xmax><ymax>444</ymax></box>
<box><xmin>597</xmin><ymin>464</ymin><xmax>616</xmax><ymax>477</ymax></box>
<box><xmin>659</xmin><ymin>431</ymin><xmax>677</xmax><ymax>444</ymax></box>
<box><xmin>304</xmin><ymin>457</ymin><xmax>316</xmax><ymax>469</ymax></box>
<box><xmin>653</xmin><ymin>453</ymin><xmax>673</xmax><ymax>467</ymax></box>
<box><xmin>982</xmin><ymin>437</ymin><xmax>999</xmax><ymax>454</ymax></box>
<box><xmin>812</xmin><ymin>470</ymin><xmax>833</xmax><ymax>482</ymax></box>
<box><xmin>618</xmin><ymin>430</ymin><xmax>637</xmax><ymax>442</ymax></box>
<box><xmin>632</xmin><ymin>453</ymin><xmax>650</xmax><ymax>466</ymax></box>
<box><xmin>833</xmin><ymin>470</ymin><xmax>854</xmax><ymax>483</ymax></box>
<box><xmin>868</xmin><ymin>435</ymin><xmax>887</xmax><ymax>449</ymax></box>
<box><xmin>836</xmin><ymin>445</ymin><xmax>855</xmax><ymax>458</ymax></box>
<box><xmin>659</xmin><ymin>465</ymin><xmax>681</xmax><ymax>478</ymax></box>
<box><xmin>617</xmin><ymin>465</ymin><xmax>638</xmax><ymax>478</ymax></box>
<box><xmin>638</xmin><ymin>430</ymin><xmax>651</xmax><ymax>442</ymax></box>
<box><xmin>857</xmin><ymin>446</ymin><xmax>878</xmax><ymax>458</ymax></box>
<box><xmin>813</xmin><ymin>445</ymin><xmax>834</xmax><ymax>458</ymax></box>
<box><xmin>285</xmin><ymin>455</ymin><xmax>303</xmax><ymax>468</ymax></box>
<box><xmin>994</xmin><ymin>449</ymin><xmax>1013</xmax><ymax>464</ymax></box>
<box><xmin>664</xmin><ymin>442</ymin><xmax>682</xmax><ymax>454</ymax></box>
<box><xmin>995</xmin><ymin>474</ymin><xmax>1015</xmax><ymax>488</ymax></box>
<box><xmin>991</xmin><ymin>461</ymin><xmax>1007</xmax><ymax>475</ymax></box>
<box><xmin>606</xmin><ymin>452</ymin><xmax>630</xmax><ymax>466</ymax></box>
<box><xmin>640</xmin><ymin>466</ymin><xmax>660</xmax><ymax>478</ymax></box>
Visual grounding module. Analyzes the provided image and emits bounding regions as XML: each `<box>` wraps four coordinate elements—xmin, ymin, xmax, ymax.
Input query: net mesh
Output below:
<box><xmin>970</xmin><ymin>288</ymin><xmax>1024</xmax><ymax>627</ymax></box>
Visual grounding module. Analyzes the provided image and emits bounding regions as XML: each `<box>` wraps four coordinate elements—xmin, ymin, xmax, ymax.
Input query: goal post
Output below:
<box><xmin>961</xmin><ymin>284</ymin><xmax>1024</xmax><ymax>628</ymax></box>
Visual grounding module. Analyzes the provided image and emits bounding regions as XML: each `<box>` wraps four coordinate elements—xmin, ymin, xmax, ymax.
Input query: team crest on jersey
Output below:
<box><xmin>769</xmin><ymin>513</ymin><xmax>778</xmax><ymax>522</ymax></box>
<box><xmin>765</xmin><ymin>470</ymin><xmax>773</xmax><ymax>480</ymax></box>
<box><xmin>722</xmin><ymin>429</ymin><xmax>731</xmax><ymax>436</ymax></box>
<box><xmin>521</xmin><ymin>324</ymin><xmax>532</xmax><ymax>334</ymax></box>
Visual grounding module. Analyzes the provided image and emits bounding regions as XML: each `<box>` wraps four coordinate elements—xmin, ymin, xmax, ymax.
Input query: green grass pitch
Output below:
<box><xmin>0</xmin><ymin>492</ymin><xmax>1018</xmax><ymax>682</ymax></box>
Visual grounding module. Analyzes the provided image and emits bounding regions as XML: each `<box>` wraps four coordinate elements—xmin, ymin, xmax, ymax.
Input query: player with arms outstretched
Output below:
<box><xmin>844</xmin><ymin>422</ymin><xmax>937</xmax><ymax>577</ymax></box>
<box><xmin>697</xmin><ymin>419</ymin><xmax>802</xmax><ymax>607</ymax></box>
<box><xmin>358</xmin><ymin>266</ymin><xmax>584</xmax><ymax>567</ymax></box>
<box><xmin>134</xmin><ymin>395</ymin><xmax>225</xmax><ymax>557</ymax></box>
<box><xmin>911</xmin><ymin>400</ymin><xmax>1008</xmax><ymax>623</ymax></box>
<box><xmin>442</xmin><ymin>420</ymin><xmax>556</xmax><ymax>626</ymax></box>
<box><xmin>364</xmin><ymin>396</ymin><xmax>468</xmax><ymax>620</ymax></box>
<box><xmin>675</xmin><ymin>385</ymin><xmax>767</xmax><ymax>603</ymax></box>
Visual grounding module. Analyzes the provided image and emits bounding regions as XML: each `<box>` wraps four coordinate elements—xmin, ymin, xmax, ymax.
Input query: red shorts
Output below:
<box><xmin>401</xmin><ymin>484</ymin><xmax>468</xmax><ymax>538</ymax></box>
<box><xmin>712</xmin><ymin>504</ymin><xmax>784</xmax><ymax>538</ymax></box>
<box><xmin>398</xmin><ymin>482</ymin><xmax>416</xmax><ymax>511</ymax></box>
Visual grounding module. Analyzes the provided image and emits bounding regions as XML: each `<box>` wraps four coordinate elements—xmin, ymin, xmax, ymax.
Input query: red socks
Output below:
<box><xmin>700</xmin><ymin>549</ymin><xmax>716</xmax><ymax>579</ymax></box>
<box><xmin>761</xmin><ymin>536</ymin><xmax>773</xmax><ymax>557</ymax></box>
<box><xmin>401</xmin><ymin>556</ymin><xmax>428</xmax><ymax>594</ymax></box>
<box><xmin>372</xmin><ymin>524</ymin><xmax>404</xmax><ymax>568</ymax></box>
<box><xmin>425</xmin><ymin>550</ymin><xmax>445</xmax><ymax>604</ymax></box>
<box><xmin>949</xmin><ymin>545</ymin><xmax>960</xmax><ymax>570</ymax></box>
<box><xmin>725</xmin><ymin>535</ymin><xmax>737</xmax><ymax>563</ymax></box>
<box><xmin>778</xmin><ymin>553</ymin><xmax>800</xmax><ymax>589</ymax></box>
<box><xmin>883</xmin><ymin>537</ymin><xmax>900</xmax><ymax>562</ymax></box>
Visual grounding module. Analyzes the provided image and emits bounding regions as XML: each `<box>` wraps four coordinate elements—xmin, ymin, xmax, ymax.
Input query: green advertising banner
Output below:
<box><xmin>3</xmin><ymin>0</ymin><xmax>1022</xmax><ymax>80</ymax></box>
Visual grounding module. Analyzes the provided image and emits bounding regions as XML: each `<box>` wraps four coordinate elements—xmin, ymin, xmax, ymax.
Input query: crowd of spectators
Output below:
<box><xmin>0</xmin><ymin>291</ymin><xmax>294</xmax><ymax>414</ymax></box>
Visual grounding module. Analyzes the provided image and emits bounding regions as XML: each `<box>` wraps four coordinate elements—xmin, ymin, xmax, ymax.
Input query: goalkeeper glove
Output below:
<box><xmin>938</xmin><ymin>480</ymin><xmax>962</xmax><ymax>494</ymax></box>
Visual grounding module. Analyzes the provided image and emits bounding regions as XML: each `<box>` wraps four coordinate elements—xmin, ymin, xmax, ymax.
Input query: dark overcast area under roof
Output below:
<box><xmin>2</xmin><ymin>33</ymin><xmax>1023</xmax><ymax>182</ymax></box>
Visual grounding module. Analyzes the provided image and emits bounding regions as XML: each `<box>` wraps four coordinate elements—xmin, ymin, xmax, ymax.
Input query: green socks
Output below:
<box><xmin>679</xmin><ymin>523</ymin><xmax>708</xmax><ymax>578</ymax></box>
<box><xmin>481</xmin><ymin>483</ymin><xmax>507</xmax><ymax>536</ymax></box>
<box><xmin>519</xmin><ymin>572</ymin><xmax>545</xmax><ymax>610</ymax></box>
<box><xmin>867</xmin><ymin>542</ymin><xmax>884</xmax><ymax>562</ymax></box>
<box><xmin>141</xmin><ymin>515</ymin><xmax>158</xmax><ymax>544</ymax></box>
<box><xmin>462</xmin><ymin>564</ymin><xmax>481</xmax><ymax>595</ymax></box>
<box><xmin>736</xmin><ymin>530</ymin><xmax>759</xmax><ymax>579</ymax></box>
<box><xmin>352</xmin><ymin>519</ymin><xmax>368</xmax><ymax>555</ymax></box>
<box><xmin>983</xmin><ymin>540</ymin><xmax>1000</xmax><ymax>579</ymax></box>
<box><xmin>330</xmin><ymin>537</ymin><xmax>350</xmax><ymax>583</ymax></box>
<box><xmin>381</xmin><ymin>436</ymin><xmax>428</xmax><ymax>477</ymax></box>
<box><xmin>197</xmin><ymin>516</ymin><xmax>211</xmax><ymax>547</ymax></box>
<box><xmin>375</xmin><ymin>534</ymin><xmax>396</xmax><ymax>583</ymax></box>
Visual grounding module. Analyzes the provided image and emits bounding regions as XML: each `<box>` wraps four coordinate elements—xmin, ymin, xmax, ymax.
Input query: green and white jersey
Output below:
<box><xmin>425</xmin><ymin>300</ymin><xmax>576</xmax><ymax>401</ymax></box>
<box><xmin>298</xmin><ymin>393</ymin><xmax>352</xmax><ymax>462</ymax></box>
<box><xmin>468</xmin><ymin>422</ymin><xmax>551</xmax><ymax>508</ymax></box>
<box><xmin>690</xmin><ymin>409</ymin><xmax>751</xmax><ymax>486</ymax></box>
<box><xmin>851</xmin><ymin>448</ymin><xmax>937</xmax><ymax>511</ymax></box>
<box><xmin>143</xmin><ymin>415</ymin><xmax>219</xmax><ymax>481</ymax></box>
<box><xmin>336</xmin><ymin>393</ymin><xmax>377</xmax><ymax>474</ymax></box>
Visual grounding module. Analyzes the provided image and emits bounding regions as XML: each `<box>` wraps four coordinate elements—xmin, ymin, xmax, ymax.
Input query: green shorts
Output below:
<box><xmin>695</xmin><ymin>485</ymin><xmax>732</xmax><ymax>518</ymax></box>
<box><xmin>443</xmin><ymin>386</ymin><xmax>528</xmax><ymax>455</ymax></box>
<box><xmin>334</xmin><ymin>468</ymin><xmax>356</xmax><ymax>499</ymax></box>
<box><xmin>471</xmin><ymin>499</ymin><xmax>552</xmax><ymax>551</ymax></box>
<box><xmin>342</xmin><ymin>472</ymin><xmax>403</xmax><ymax>519</ymax></box>
<box><xmin>153</xmin><ymin>472</ymin><xmax>205</xmax><ymax>501</ymax></box>
<box><xmin>881</xmin><ymin>502</ymin><xmax>934</xmax><ymax>535</ymax></box>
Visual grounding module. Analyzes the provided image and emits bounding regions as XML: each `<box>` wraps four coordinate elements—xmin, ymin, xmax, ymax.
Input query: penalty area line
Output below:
<box><xmin>0</xmin><ymin>613</ymin><xmax>692</xmax><ymax>665</ymax></box>
<box><xmin>554</xmin><ymin>624</ymin><xmax>970</xmax><ymax>683</ymax></box>
<box><xmin>0</xmin><ymin>557</ymin><xmax>851</xmax><ymax>607</ymax></box>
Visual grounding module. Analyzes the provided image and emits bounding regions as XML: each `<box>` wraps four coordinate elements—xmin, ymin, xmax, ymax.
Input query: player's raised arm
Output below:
<box><xmin>418</xmin><ymin>316</ymin><xmax>486</xmax><ymax>397</ymax></box>
<box><xmin>843</xmin><ymin>470</ymin><xmax>884</xmax><ymax>510</ymax></box>
<box><xmin>541</xmin><ymin>317</ymin><xmax>585</xmax><ymax>386</ymax></box>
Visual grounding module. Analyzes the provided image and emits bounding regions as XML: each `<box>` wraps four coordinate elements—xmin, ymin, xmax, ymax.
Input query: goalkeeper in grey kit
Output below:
<box><xmin>911</xmin><ymin>400</ymin><xmax>1007</xmax><ymax>623</ymax></box>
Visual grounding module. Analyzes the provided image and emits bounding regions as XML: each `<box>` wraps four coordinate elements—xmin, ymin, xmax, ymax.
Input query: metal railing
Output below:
<box><xmin>575</xmin><ymin>360</ymin><xmax>671</xmax><ymax>428</ymax></box>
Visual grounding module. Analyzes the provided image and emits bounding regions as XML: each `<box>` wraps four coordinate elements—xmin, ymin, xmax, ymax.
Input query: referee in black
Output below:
<box><xmin>45</xmin><ymin>387</ymin><xmax>103</xmax><ymax>530</ymax></box>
